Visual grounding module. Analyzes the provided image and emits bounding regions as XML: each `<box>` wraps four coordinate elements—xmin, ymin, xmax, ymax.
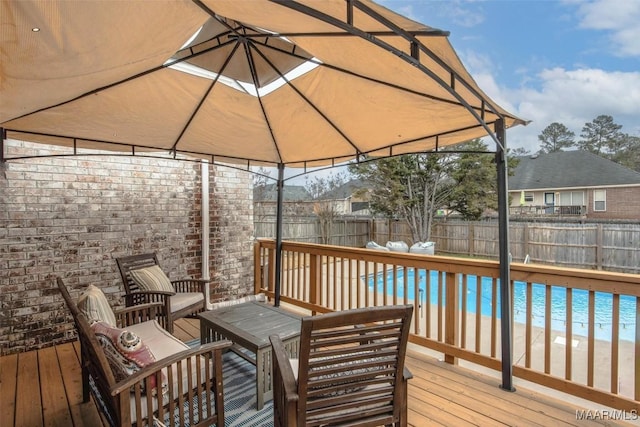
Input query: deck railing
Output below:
<box><xmin>509</xmin><ymin>204</ymin><xmax>586</xmax><ymax>216</ymax></box>
<box><xmin>254</xmin><ymin>239</ymin><xmax>640</xmax><ymax>411</ymax></box>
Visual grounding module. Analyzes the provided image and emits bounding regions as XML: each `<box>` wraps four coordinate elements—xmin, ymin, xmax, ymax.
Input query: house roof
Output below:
<box><xmin>253</xmin><ymin>184</ymin><xmax>311</xmax><ymax>202</ymax></box>
<box><xmin>509</xmin><ymin>151</ymin><xmax>640</xmax><ymax>191</ymax></box>
<box><xmin>319</xmin><ymin>179</ymin><xmax>370</xmax><ymax>200</ymax></box>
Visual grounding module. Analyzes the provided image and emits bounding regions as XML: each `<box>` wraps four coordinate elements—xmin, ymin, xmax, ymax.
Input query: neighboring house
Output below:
<box><xmin>253</xmin><ymin>183</ymin><xmax>314</xmax><ymax>217</ymax></box>
<box><xmin>254</xmin><ymin>179</ymin><xmax>373</xmax><ymax>218</ymax></box>
<box><xmin>318</xmin><ymin>179</ymin><xmax>372</xmax><ymax>215</ymax></box>
<box><xmin>509</xmin><ymin>151</ymin><xmax>640</xmax><ymax>220</ymax></box>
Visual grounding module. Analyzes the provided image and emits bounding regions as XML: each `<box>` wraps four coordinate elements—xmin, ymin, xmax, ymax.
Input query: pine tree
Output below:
<box><xmin>578</xmin><ymin>115</ymin><xmax>623</xmax><ymax>155</ymax></box>
<box><xmin>538</xmin><ymin>122</ymin><xmax>575</xmax><ymax>153</ymax></box>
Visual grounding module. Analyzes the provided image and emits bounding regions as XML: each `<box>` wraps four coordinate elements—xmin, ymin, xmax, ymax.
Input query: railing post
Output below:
<box><xmin>444</xmin><ymin>271</ymin><xmax>459</xmax><ymax>365</ymax></box>
<box><xmin>309</xmin><ymin>253</ymin><xmax>321</xmax><ymax>315</ymax></box>
<box><xmin>268</xmin><ymin>247</ymin><xmax>276</xmax><ymax>294</ymax></box>
<box><xmin>635</xmin><ymin>298</ymin><xmax>640</xmax><ymax>401</ymax></box>
<box><xmin>254</xmin><ymin>241</ymin><xmax>262</xmax><ymax>295</ymax></box>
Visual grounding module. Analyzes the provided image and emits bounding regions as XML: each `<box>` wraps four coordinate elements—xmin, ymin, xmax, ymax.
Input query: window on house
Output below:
<box><xmin>571</xmin><ymin>191</ymin><xmax>584</xmax><ymax>206</ymax></box>
<box><xmin>524</xmin><ymin>193</ymin><xmax>534</xmax><ymax>202</ymax></box>
<box><xmin>594</xmin><ymin>190</ymin><xmax>606</xmax><ymax>211</ymax></box>
<box><xmin>559</xmin><ymin>191</ymin><xmax>585</xmax><ymax>206</ymax></box>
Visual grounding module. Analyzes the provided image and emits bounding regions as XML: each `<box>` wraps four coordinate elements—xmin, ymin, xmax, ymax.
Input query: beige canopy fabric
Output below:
<box><xmin>1</xmin><ymin>0</ymin><xmax>524</xmax><ymax>167</ymax></box>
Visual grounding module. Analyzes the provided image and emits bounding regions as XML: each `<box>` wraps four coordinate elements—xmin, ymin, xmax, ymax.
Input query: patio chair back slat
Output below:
<box><xmin>115</xmin><ymin>253</ymin><xmax>160</xmax><ymax>294</ymax></box>
<box><xmin>270</xmin><ymin>304</ymin><xmax>413</xmax><ymax>427</ymax></box>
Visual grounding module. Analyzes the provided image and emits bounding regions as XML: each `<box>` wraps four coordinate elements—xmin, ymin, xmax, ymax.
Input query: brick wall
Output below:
<box><xmin>587</xmin><ymin>186</ymin><xmax>640</xmax><ymax>220</ymax></box>
<box><xmin>209</xmin><ymin>167</ymin><xmax>256</xmax><ymax>300</ymax></box>
<box><xmin>0</xmin><ymin>140</ymin><xmax>254</xmax><ymax>355</ymax></box>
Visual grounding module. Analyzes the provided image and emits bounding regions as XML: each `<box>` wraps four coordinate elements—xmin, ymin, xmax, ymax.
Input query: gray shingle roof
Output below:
<box><xmin>509</xmin><ymin>151</ymin><xmax>640</xmax><ymax>190</ymax></box>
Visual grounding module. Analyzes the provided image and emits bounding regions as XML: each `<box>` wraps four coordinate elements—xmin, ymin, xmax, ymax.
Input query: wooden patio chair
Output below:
<box><xmin>56</xmin><ymin>277</ymin><xmax>228</xmax><ymax>427</ymax></box>
<box><xmin>269</xmin><ymin>304</ymin><xmax>414</xmax><ymax>427</ymax></box>
<box><xmin>115</xmin><ymin>253</ymin><xmax>207</xmax><ymax>333</ymax></box>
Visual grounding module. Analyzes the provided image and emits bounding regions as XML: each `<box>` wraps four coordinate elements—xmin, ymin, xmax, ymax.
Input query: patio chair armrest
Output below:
<box><xmin>123</xmin><ymin>292</ymin><xmax>172</xmax><ymax>330</ymax></box>
<box><xmin>110</xmin><ymin>340</ymin><xmax>232</xmax><ymax>394</ymax></box>
<box><xmin>123</xmin><ymin>290</ymin><xmax>174</xmax><ymax>306</ymax></box>
<box><xmin>270</xmin><ymin>335</ymin><xmax>297</xmax><ymax>393</ymax></box>
<box><xmin>269</xmin><ymin>335</ymin><xmax>298</xmax><ymax>414</ymax></box>
<box><xmin>113</xmin><ymin>302</ymin><xmax>164</xmax><ymax>327</ymax></box>
<box><xmin>171</xmin><ymin>279</ymin><xmax>208</xmax><ymax>294</ymax></box>
<box><xmin>108</xmin><ymin>340</ymin><xmax>232</xmax><ymax>426</ymax></box>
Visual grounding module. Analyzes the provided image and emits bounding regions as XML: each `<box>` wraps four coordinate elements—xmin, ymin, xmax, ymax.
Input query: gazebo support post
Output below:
<box><xmin>1</xmin><ymin>127</ymin><xmax>5</xmax><ymax>163</ymax></box>
<box><xmin>274</xmin><ymin>163</ymin><xmax>285</xmax><ymax>307</ymax></box>
<box><xmin>496</xmin><ymin>118</ymin><xmax>515</xmax><ymax>392</ymax></box>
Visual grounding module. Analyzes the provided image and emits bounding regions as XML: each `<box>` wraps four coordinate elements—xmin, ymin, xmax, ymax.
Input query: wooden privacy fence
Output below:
<box><xmin>427</xmin><ymin>221</ymin><xmax>640</xmax><ymax>274</ymax></box>
<box><xmin>255</xmin><ymin>216</ymin><xmax>372</xmax><ymax>248</ymax></box>
<box><xmin>256</xmin><ymin>217</ymin><xmax>640</xmax><ymax>273</ymax></box>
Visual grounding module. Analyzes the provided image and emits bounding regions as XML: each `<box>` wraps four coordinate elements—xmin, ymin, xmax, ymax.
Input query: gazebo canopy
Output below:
<box><xmin>1</xmin><ymin>0</ymin><xmax>523</xmax><ymax>166</ymax></box>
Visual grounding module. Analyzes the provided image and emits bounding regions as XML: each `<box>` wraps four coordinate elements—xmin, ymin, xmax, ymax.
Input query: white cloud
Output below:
<box><xmin>504</xmin><ymin>68</ymin><xmax>640</xmax><ymax>152</ymax></box>
<box><xmin>575</xmin><ymin>0</ymin><xmax>640</xmax><ymax>56</ymax></box>
<box><xmin>448</xmin><ymin>3</ymin><xmax>485</xmax><ymax>28</ymax></box>
<box><xmin>456</xmin><ymin>45</ymin><xmax>640</xmax><ymax>153</ymax></box>
<box><xmin>381</xmin><ymin>0</ymin><xmax>485</xmax><ymax>30</ymax></box>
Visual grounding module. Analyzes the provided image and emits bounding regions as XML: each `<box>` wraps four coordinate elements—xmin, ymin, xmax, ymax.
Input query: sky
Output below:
<box><xmin>381</xmin><ymin>0</ymin><xmax>640</xmax><ymax>153</ymax></box>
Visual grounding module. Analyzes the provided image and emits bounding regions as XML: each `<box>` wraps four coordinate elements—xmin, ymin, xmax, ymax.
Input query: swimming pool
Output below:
<box><xmin>366</xmin><ymin>268</ymin><xmax>636</xmax><ymax>342</ymax></box>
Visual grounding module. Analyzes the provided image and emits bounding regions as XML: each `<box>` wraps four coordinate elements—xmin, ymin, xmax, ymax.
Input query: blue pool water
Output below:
<box><xmin>366</xmin><ymin>269</ymin><xmax>636</xmax><ymax>342</ymax></box>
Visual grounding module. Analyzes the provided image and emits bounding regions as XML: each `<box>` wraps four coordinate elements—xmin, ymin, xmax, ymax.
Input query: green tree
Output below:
<box><xmin>578</xmin><ymin>115</ymin><xmax>623</xmax><ymax>155</ymax></box>
<box><xmin>349</xmin><ymin>140</ymin><xmax>518</xmax><ymax>240</ymax></box>
<box><xmin>445</xmin><ymin>140</ymin><xmax>501</xmax><ymax>220</ymax></box>
<box><xmin>348</xmin><ymin>154</ymin><xmax>452</xmax><ymax>242</ymax></box>
<box><xmin>509</xmin><ymin>147</ymin><xmax>531</xmax><ymax>157</ymax></box>
<box><xmin>609</xmin><ymin>133</ymin><xmax>640</xmax><ymax>172</ymax></box>
<box><xmin>538</xmin><ymin>122</ymin><xmax>575</xmax><ymax>153</ymax></box>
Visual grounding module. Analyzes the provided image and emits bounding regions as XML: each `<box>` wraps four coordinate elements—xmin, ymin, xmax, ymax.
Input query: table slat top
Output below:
<box><xmin>199</xmin><ymin>301</ymin><xmax>301</xmax><ymax>350</ymax></box>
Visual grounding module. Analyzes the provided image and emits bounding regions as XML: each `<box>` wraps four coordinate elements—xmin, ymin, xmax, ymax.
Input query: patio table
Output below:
<box><xmin>199</xmin><ymin>301</ymin><xmax>301</xmax><ymax>409</ymax></box>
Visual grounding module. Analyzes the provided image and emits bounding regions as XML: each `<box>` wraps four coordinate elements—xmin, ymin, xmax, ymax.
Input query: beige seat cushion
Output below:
<box><xmin>77</xmin><ymin>284</ymin><xmax>117</xmax><ymax>326</ymax></box>
<box><xmin>126</xmin><ymin>320</ymin><xmax>189</xmax><ymax>360</ymax></box>
<box><xmin>129</xmin><ymin>265</ymin><xmax>175</xmax><ymax>293</ymax></box>
<box><xmin>170</xmin><ymin>292</ymin><xmax>204</xmax><ymax>313</ymax></box>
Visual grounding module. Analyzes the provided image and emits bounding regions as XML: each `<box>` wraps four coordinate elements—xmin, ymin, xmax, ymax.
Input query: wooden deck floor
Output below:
<box><xmin>1</xmin><ymin>318</ymin><xmax>634</xmax><ymax>427</ymax></box>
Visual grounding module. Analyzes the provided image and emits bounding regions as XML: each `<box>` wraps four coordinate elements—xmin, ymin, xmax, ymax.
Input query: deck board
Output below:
<box><xmin>172</xmin><ymin>317</ymin><xmax>200</xmax><ymax>342</ymax></box>
<box><xmin>1</xmin><ymin>318</ymin><xmax>634</xmax><ymax>427</ymax></box>
<box><xmin>405</xmin><ymin>351</ymin><xmax>628</xmax><ymax>427</ymax></box>
<box><xmin>58</xmin><ymin>342</ymin><xmax>106</xmax><ymax>427</ymax></box>
<box><xmin>39</xmin><ymin>345</ymin><xmax>73</xmax><ymax>427</ymax></box>
<box><xmin>0</xmin><ymin>353</ymin><xmax>18</xmax><ymax>427</ymax></box>
<box><xmin>16</xmin><ymin>350</ymin><xmax>43</xmax><ymax>427</ymax></box>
